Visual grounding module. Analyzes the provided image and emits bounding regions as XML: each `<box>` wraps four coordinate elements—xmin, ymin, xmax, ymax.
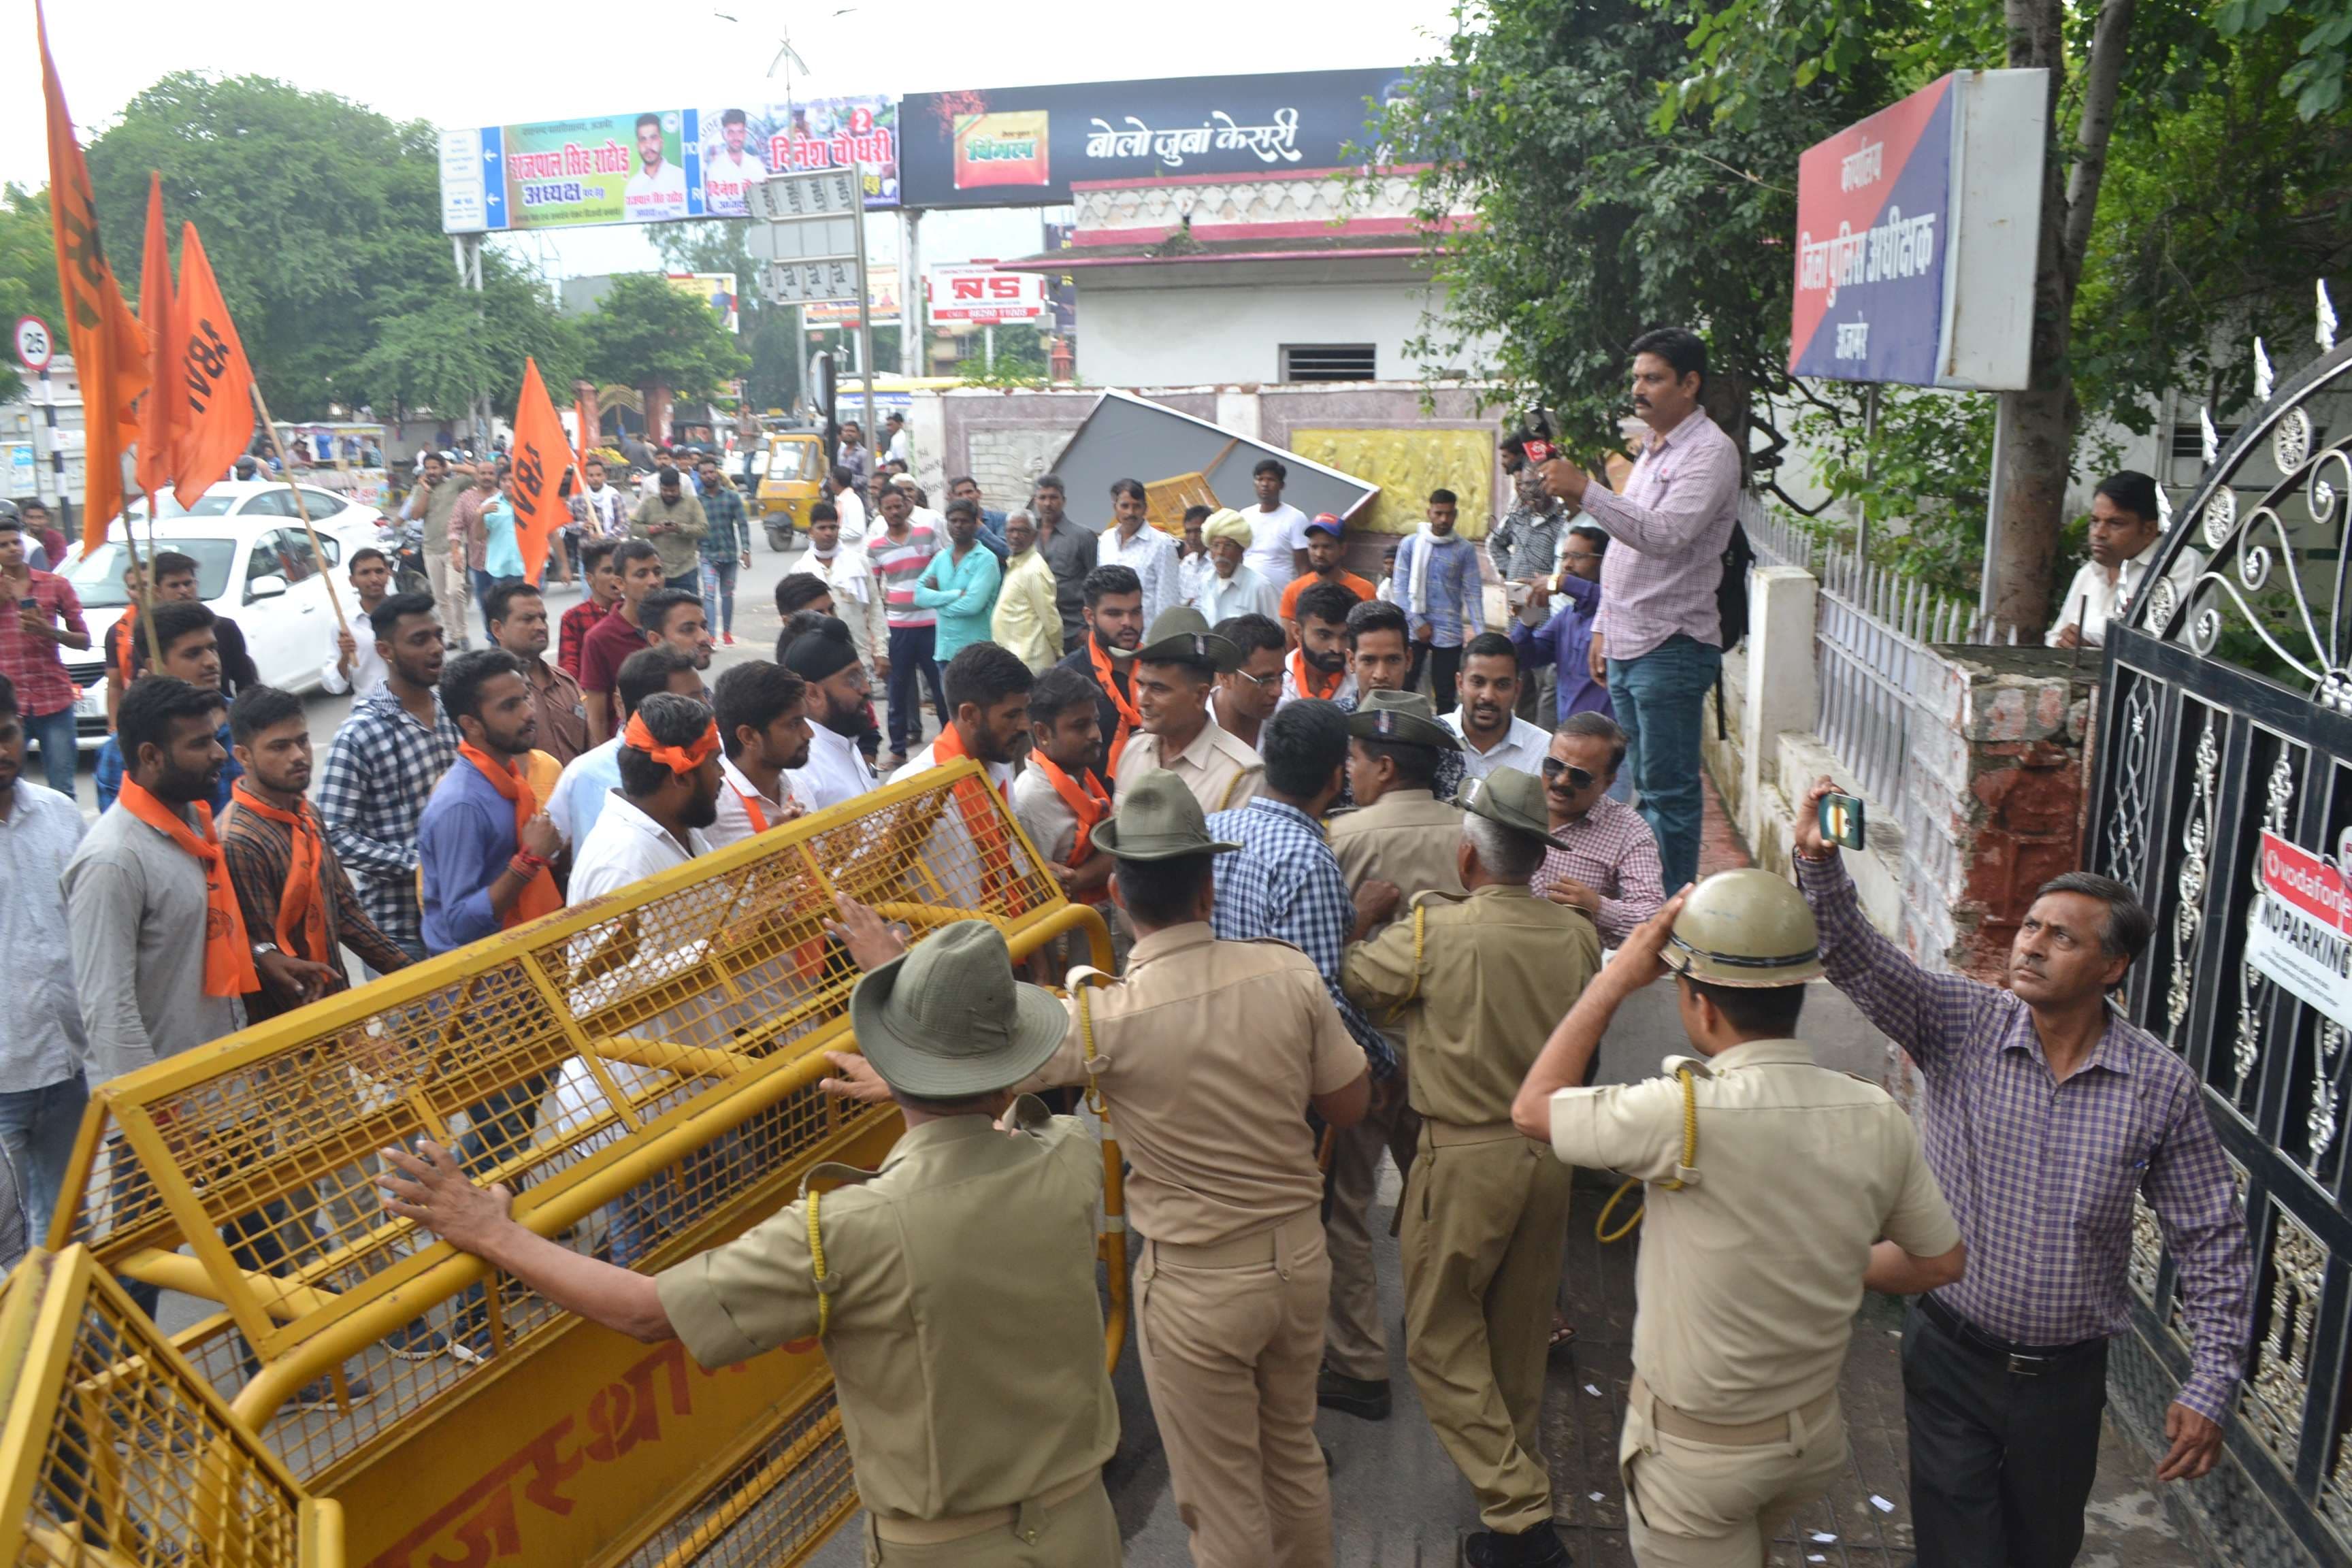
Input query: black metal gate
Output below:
<box><xmin>2095</xmin><ymin>336</ymin><xmax>2352</xmax><ymax>1563</ymax></box>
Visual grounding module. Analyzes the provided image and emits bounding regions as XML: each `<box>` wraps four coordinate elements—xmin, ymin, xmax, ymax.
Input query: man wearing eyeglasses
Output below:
<box><xmin>1209</xmin><ymin>612</ymin><xmax>1286</xmax><ymax>753</ymax></box>
<box><xmin>1533</xmin><ymin>711</ymin><xmax>1664</xmax><ymax>948</ymax></box>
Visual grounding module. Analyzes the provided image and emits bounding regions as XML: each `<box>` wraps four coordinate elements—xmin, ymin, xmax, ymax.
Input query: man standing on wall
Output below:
<box><xmin>1535</xmin><ymin>327</ymin><xmax>1739</xmax><ymax>892</ymax></box>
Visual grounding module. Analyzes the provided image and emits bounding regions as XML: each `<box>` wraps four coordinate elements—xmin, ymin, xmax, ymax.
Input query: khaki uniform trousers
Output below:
<box><xmin>424</xmin><ymin>543</ymin><xmax>471</xmax><ymax>648</ymax></box>
<box><xmin>1136</xmin><ymin>1206</ymin><xmax>1335</xmax><ymax>1568</ymax></box>
<box><xmin>1619</xmin><ymin>1376</ymin><xmax>1845</xmax><ymax>1567</ymax></box>
<box><xmin>1323</xmin><ymin>1066</ymin><xmax>1421</xmax><ymax>1380</ymax></box>
<box><xmin>1401</xmin><ymin>1120</ymin><xmax>1571</xmax><ymax>1533</ymax></box>
<box><xmin>862</xmin><ymin>1473</ymin><xmax>1121</xmax><ymax>1566</ymax></box>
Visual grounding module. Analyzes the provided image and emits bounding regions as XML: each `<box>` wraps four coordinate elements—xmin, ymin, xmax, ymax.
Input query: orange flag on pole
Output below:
<box><xmin>135</xmin><ymin>173</ymin><xmax>176</xmax><ymax>502</ymax></box>
<box><xmin>508</xmin><ymin>357</ymin><xmax>570</xmax><ymax>588</ymax></box>
<box><xmin>39</xmin><ymin>2</ymin><xmax>149</xmax><ymax>555</ymax></box>
<box><xmin>167</xmin><ymin>224</ymin><xmax>257</xmax><ymax>510</ymax></box>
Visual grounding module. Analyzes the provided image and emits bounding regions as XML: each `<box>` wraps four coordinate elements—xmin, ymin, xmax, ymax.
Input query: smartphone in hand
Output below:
<box><xmin>1817</xmin><ymin>791</ymin><xmax>1867</xmax><ymax>851</ymax></box>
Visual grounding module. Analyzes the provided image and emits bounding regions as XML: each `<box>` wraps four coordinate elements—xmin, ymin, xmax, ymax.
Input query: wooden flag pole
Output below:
<box><xmin>115</xmin><ymin>504</ymin><xmax>164</xmax><ymax>671</ymax></box>
<box><xmin>248</xmin><ymin>386</ymin><xmax>350</xmax><ymax>641</ymax></box>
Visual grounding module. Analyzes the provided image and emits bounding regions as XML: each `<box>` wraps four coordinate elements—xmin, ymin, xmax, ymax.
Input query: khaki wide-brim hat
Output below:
<box><xmin>1661</xmin><ymin>868</ymin><xmax>1827</xmax><ymax>988</ymax></box>
<box><xmin>1348</xmin><ymin>688</ymin><xmax>1462</xmax><ymax>752</ymax></box>
<box><xmin>1092</xmin><ymin>769</ymin><xmax>1243</xmax><ymax>861</ymax></box>
<box><xmin>1460</xmin><ymin>767</ymin><xmax>1572</xmax><ymax>852</ymax></box>
<box><xmin>1113</xmin><ymin>606</ymin><xmax>1241</xmax><ymax>673</ymax></box>
<box><xmin>849</xmin><ymin>920</ymin><xmax>1071</xmax><ymax>1098</ymax></box>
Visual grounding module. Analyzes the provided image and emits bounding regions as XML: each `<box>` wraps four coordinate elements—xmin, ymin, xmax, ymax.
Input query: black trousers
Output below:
<box><xmin>1903</xmin><ymin>1298</ymin><xmax>2108</xmax><ymax>1568</ymax></box>
<box><xmin>1409</xmin><ymin>642</ymin><xmax>1463</xmax><ymax>713</ymax></box>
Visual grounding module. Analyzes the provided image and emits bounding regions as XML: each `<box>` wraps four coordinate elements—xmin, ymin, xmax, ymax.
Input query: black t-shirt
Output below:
<box><xmin>1054</xmin><ymin>642</ymin><xmax>1131</xmax><ymax>758</ymax></box>
<box><xmin>112</xmin><ymin>610</ymin><xmax>259</xmax><ymax>695</ymax></box>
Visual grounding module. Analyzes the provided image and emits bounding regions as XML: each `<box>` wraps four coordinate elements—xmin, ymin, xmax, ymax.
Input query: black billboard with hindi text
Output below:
<box><xmin>898</xmin><ymin>68</ymin><xmax>1411</xmax><ymax>210</ymax></box>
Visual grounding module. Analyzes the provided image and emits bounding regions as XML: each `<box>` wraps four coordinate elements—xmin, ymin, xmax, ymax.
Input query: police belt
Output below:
<box><xmin>1423</xmin><ymin>1118</ymin><xmax>1527</xmax><ymax>1147</ymax></box>
<box><xmin>1917</xmin><ymin>1292</ymin><xmax>2105</xmax><ymax>1376</ymax></box>
<box><xmin>869</xmin><ymin>1470</ymin><xmax>1100</xmax><ymax>1546</ymax></box>
<box><xmin>1629</xmin><ymin>1373</ymin><xmax>1840</xmax><ymax>1448</ymax></box>
<box><xmin>1145</xmin><ymin>1205</ymin><xmax>1322</xmax><ymax>1268</ymax></box>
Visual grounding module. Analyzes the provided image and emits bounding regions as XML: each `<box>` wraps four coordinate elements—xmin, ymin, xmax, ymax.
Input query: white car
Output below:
<box><xmin>58</xmin><ymin>485</ymin><xmax>388</xmax><ymax>745</ymax></box>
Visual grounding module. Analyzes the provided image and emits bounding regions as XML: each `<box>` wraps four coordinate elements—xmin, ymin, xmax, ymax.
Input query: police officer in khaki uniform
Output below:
<box><xmin>1340</xmin><ymin>767</ymin><xmax>1599</xmax><ymax>1568</ymax></box>
<box><xmin>1512</xmin><ymin>872</ymin><xmax>1967</xmax><ymax>1567</ymax></box>
<box><xmin>378</xmin><ymin>918</ymin><xmax>1123</xmax><ymax>1567</ymax></box>
<box><xmin>1319</xmin><ymin>689</ymin><xmax>1467</xmax><ymax>1422</ymax></box>
<box><xmin>1112</xmin><ymin>607</ymin><xmax>1265</xmax><ymax>813</ymax></box>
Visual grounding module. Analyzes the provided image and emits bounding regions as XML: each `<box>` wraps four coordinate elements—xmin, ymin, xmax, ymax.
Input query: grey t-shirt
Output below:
<box><xmin>62</xmin><ymin>800</ymin><xmax>244</xmax><ymax>1085</ymax></box>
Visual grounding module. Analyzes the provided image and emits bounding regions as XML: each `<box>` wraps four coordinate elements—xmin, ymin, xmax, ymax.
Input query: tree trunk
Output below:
<box><xmin>1989</xmin><ymin>0</ymin><xmax>2137</xmax><ymax>638</ymax></box>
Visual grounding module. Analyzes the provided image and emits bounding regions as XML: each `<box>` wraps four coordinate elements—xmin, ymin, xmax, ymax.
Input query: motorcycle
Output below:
<box><xmin>376</xmin><ymin>516</ymin><xmax>430</xmax><ymax>598</ymax></box>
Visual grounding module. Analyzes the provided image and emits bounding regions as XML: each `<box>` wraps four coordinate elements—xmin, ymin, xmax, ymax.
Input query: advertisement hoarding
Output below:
<box><xmin>2245</xmin><ymin>830</ymin><xmax>2352</xmax><ymax>1033</ymax></box>
<box><xmin>899</xmin><ymin>69</ymin><xmax>1408</xmax><ymax>210</ymax></box>
<box><xmin>804</xmin><ymin>266</ymin><xmax>901</xmax><ymax>328</ymax></box>
<box><xmin>666</xmin><ymin>274</ymin><xmax>740</xmax><ymax>333</ymax></box>
<box><xmin>1788</xmin><ymin>69</ymin><xmax>2047</xmax><ymax>391</ymax></box>
<box><xmin>928</xmin><ymin>264</ymin><xmax>1047</xmax><ymax>325</ymax></box>
<box><xmin>440</xmin><ymin>96</ymin><xmax>898</xmax><ymax>233</ymax></box>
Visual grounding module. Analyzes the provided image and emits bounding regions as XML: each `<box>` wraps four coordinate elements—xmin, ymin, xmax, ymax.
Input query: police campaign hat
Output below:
<box><xmin>1347</xmin><ymin>689</ymin><xmax>1462</xmax><ymax>752</ymax></box>
<box><xmin>1092</xmin><ymin>769</ymin><xmax>1244</xmax><ymax>861</ymax></box>
<box><xmin>849</xmin><ymin>920</ymin><xmax>1072</xmax><ymax>1097</ymax></box>
<box><xmin>1459</xmin><ymin>766</ymin><xmax>1571</xmax><ymax>851</ymax></box>
<box><xmin>1113</xmin><ymin>606</ymin><xmax>1241</xmax><ymax>673</ymax></box>
<box><xmin>1660</xmin><ymin>868</ymin><xmax>1828</xmax><ymax>989</ymax></box>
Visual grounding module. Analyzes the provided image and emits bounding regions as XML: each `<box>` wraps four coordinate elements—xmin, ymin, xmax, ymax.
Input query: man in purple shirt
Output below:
<box><xmin>1791</xmin><ymin>775</ymin><xmax>2252</xmax><ymax>1567</ymax></box>
<box><xmin>1508</xmin><ymin>523</ymin><xmax>1612</xmax><ymax>721</ymax></box>
<box><xmin>1537</xmin><ymin>329</ymin><xmax>1739</xmax><ymax>890</ymax></box>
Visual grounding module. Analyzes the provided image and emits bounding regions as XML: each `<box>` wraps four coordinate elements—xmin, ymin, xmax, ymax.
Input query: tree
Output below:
<box><xmin>0</xmin><ymin>187</ymin><xmax>63</xmax><ymax>404</ymax></box>
<box><xmin>82</xmin><ymin>74</ymin><xmax>572</xmax><ymax>423</ymax></box>
<box><xmin>581</xmin><ymin>274</ymin><xmax>751</xmax><ymax>403</ymax></box>
<box><xmin>1365</xmin><ymin>0</ymin><xmax>1906</xmax><ymax>464</ymax></box>
<box><xmin>651</xmin><ymin>220</ymin><xmax>804</xmax><ymax>410</ymax></box>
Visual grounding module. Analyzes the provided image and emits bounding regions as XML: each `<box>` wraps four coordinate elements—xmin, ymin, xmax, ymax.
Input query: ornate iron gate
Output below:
<box><xmin>2094</xmin><ymin>330</ymin><xmax>2352</xmax><ymax>1563</ymax></box>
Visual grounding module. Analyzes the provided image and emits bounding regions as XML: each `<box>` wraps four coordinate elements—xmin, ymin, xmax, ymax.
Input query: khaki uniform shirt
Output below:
<box><xmin>1548</xmin><ymin>1039</ymin><xmax>1962</xmax><ymax>1421</ymax></box>
<box><xmin>1328</xmin><ymin>789</ymin><xmax>1467</xmax><ymax>937</ymax></box>
<box><xmin>630</xmin><ymin>492</ymin><xmax>710</xmax><ymax>580</ymax></box>
<box><xmin>1341</xmin><ymin>883</ymin><xmax>1599</xmax><ymax>1125</ymax></box>
<box><xmin>1029</xmin><ymin>924</ymin><xmax>1367</xmax><ymax>1246</ymax></box>
<box><xmin>656</xmin><ymin>1105</ymin><xmax>1117</xmax><ymax>1521</ymax></box>
<box><xmin>1113</xmin><ymin>719</ymin><xmax>1263</xmax><ymax>816</ymax></box>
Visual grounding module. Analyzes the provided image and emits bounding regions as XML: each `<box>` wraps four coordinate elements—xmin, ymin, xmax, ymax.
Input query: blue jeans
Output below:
<box><xmin>700</xmin><ymin>559</ymin><xmax>739</xmax><ymax>638</ymax></box>
<box><xmin>1606</xmin><ymin>636</ymin><xmax>1722</xmax><ymax>892</ymax></box>
<box><xmin>22</xmin><ymin>704</ymin><xmax>78</xmax><ymax>798</ymax></box>
<box><xmin>0</xmin><ymin>1073</ymin><xmax>88</xmax><ymax>1245</ymax></box>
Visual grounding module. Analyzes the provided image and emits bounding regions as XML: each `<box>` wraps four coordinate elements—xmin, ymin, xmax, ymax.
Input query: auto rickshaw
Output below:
<box><xmin>755</xmin><ymin>430</ymin><xmax>828</xmax><ymax>551</ymax></box>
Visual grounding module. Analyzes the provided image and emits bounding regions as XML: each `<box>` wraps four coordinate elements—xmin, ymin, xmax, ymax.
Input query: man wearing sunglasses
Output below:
<box><xmin>1534</xmin><ymin>712</ymin><xmax>1664</xmax><ymax>949</ymax></box>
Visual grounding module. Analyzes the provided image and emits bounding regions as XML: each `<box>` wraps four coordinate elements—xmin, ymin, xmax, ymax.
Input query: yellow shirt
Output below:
<box><xmin>992</xmin><ymin>547</ymin><xmax>1064</xmax><ymax>672</ymax></box>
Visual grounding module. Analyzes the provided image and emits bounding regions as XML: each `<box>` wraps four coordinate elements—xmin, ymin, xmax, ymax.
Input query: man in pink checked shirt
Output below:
<box><xmin>1531</xmin><ymin>712</ymin><xmax>1662</xmax><ymax>947</ymax></box>
<box><xmin>1535</xmin><ymin>327</ymin><xmax>1738</xmax><ymax>896</ymax></box>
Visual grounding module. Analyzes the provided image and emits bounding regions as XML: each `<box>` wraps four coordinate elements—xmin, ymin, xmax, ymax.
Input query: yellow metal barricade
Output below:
<box><xmin>0</xmin><ymin>1243</ymin><xmax>340</xmax><ymax>1568</ymax></box>
<box><xmin>42</xmin><ymin>764</ymin><xmax>1113</xmax><ymax>1568</ymax></box>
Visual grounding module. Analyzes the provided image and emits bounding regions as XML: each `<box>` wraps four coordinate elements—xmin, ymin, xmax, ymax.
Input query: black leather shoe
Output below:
<box><xmin>1316</xmin><ymin>1365</ymin><xmax>1391</xmax><ymax>1420</ymax></box>
<box><xmin>1463</xmin><ymin>1525</ymin><xmax>1570</xmax><ymax>1567</ymax></box>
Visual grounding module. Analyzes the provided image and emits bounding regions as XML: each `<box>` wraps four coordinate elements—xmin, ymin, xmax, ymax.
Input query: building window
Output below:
<box><xmin>1281</xmin><ymin>344</ymin><xmax>1377</xmax><ymax>382</ymax></box>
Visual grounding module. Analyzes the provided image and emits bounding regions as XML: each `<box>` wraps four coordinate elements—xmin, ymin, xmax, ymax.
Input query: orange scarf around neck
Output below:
<box><xmin>457</xmin><ymin>742</ymin><xmax>563</xmax><ymax>926</ymax></box>
<box><xmin>1088</xmin><ymin>636</ymin><xmax>1141</xmax><ymax>773</ymax></box>
<box><xmin>230</xmin><ymin>783</ymin><xmax>332</xmax><ymax>968</ymax></box>
<box><xmin>1289</xmin><ymin>647</ymin><xmax>1345</xmax><ymax>702</ymax></box>
<box><xmin>118</xmin><ymin>779</ymin><xmax>260</xmax><ymax>997</ymax></box>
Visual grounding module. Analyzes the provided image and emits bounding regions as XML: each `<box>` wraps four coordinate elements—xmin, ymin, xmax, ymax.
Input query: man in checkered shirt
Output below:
<box><xmin>1791</xmin><ymin>774</ymin><xmax>2252</xmax><ymax>1566</ymax></box>
<box><xmin>1530</xmin><ymin>712</ymin><xmax>1662</xmax><ymax>947</ymax></box>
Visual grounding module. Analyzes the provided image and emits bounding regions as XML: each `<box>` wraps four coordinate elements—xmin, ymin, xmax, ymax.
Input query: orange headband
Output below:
<box><xmin>622</xmin><ymin>711</ymin><xmax>721</xmax><ymax>777</ymax></box>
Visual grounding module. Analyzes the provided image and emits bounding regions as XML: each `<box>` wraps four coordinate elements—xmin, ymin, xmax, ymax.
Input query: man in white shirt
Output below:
<box><xmin>549</xmin><ymin>647</ymin><xmax>704</xmax><ymax>852</ymax></box>
<box><xmin>570</xmin><ymin>455</ymin><xmax>630</xmax><ymax>539</ymax></box>
<box><xmin>623</xmin><ymin>113</ymin><xmax>689</xmax><ymax>222</ymax></box>
<box><xmin>1443</xmin><ymin>634</ymin><xmax>1551</xmax><ymax>780</ymax></box>
<box><xmin>779</xmin><ymin>617</ymin><xmax>879</xmax><ymax>813</ymax></box>
<box><xmin>700</xmin><ymin>109</ymin><xmax>768</xmax><ymax>216</ymax></box>
<box><xmin>322</xmin><ymin>545</ymin><xmax>393</xmax><ymax>698</ymax></box>
<box><xmin>883</xmin><ymin>412</ymin><xmax>912</xmax><ymax>468</ymax></box>
<box><xmin>709</xmin><ymin>660</ymin><xmax>812</xmax><ymax>847</ymax></box>
<box><xmin>826</xmin><ymin>466</ymin><xmax>867</xmax><ymax>544</ymax></box>
<box><xmin>569</xmin><ymin>691</ymin><xmax>719</xmax><ymax>898</ymax></box>
<box><xmin>1199</xmin><ymin>508</ymin><xmax>1281</xmax><ymax>625</ymax></box>
<box><xmin>786</xmin><ymin>508</ymin><xmax>884</xmax><ymax>672</ymax></box>
<box><xmin>1096</xmin><ymin>477</ymin><xmax>1181</xmax><ymax>627</ymax></box>
<box><xmin>1242</xmin><ymin>457</ymin><xmax>1311</xmax><ymax>591</ymax></box>
<box><xmin>888</xmin><ymin>640</ymin><xmax>1034</xmax><ymax>791</ymax></box>
<box><xmin>2048</xmin><ymin>470</ymin><xmax>2199</xmax><ymax>649</ymax></box>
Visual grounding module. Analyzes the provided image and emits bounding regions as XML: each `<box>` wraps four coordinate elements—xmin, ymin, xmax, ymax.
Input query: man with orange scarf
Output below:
<box><xmin>570</xmin><ymin>692</ymin><xmax>723</xmax><ymax>900</ymax></box>
<box><xmin>1051</xmin><ymin>564</ymin><xmax>1146</xmax><ymax>776</ymax></box>
<box><xmin>416</xmin><ymin>649</ymin><xmax>565</xmax><ymax>958</ymax></box>
<box><xmin>220</xmin><ymin>686</ymin><xmax>414</xmax><ymax>1024</ymax></box>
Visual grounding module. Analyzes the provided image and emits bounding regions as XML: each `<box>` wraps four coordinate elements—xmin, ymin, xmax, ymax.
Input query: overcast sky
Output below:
<box><xmin>15</xmin><ymin>0</ymin><xmax>1454</xmax><ymax>282</ymax></box>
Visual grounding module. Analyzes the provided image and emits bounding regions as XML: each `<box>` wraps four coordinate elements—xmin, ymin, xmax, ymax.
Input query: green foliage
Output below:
<box><xmin>581</xmin><ymin>274</ymin><xmax>749</xmax><ymax>402</ymax></box>
<box><xmin>2217</xmin><ymin>0</ymin><xmax>2352</xmax><ymax>117</ymax></box>
<box><xmin>1365</xmin><ymin>0</ymin><xmax>1906</xmax><ymax>450</ymax></box>
<box><xmin>346</xmin><ymin>252</ymin><xmax>583</xmax><ymax>421</ymax></box>
<box><xmin>653</xmin><ymin>221</ymin><xmax>808</xmax><ymax>410</ymax></box>
<box><xmin>1772</xmin><ymin>385</ymin><xmax>1996</xmax><ymax>601</ymax></box>
<box><xmin>0</xmin><ymin>186</ymin><xmax>63</xmax><ymax>405</ymax></box>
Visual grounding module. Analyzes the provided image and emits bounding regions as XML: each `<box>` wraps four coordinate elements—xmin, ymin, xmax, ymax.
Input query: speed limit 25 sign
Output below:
<box><xmin>13</xmin><ymin>318</ymin><xmax>52</xmax><ymax>373</ymax></box>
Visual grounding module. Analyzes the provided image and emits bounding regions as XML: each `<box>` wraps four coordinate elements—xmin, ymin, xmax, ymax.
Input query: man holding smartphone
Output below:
<box><xmin>0</xmin><ymin>510</ymin><xmax>88</xmax><ymax>797</ymax></box>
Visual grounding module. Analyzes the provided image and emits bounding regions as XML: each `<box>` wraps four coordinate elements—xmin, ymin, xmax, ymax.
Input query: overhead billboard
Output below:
<box><xmin>440</xmin><ymin>96</ymin><xmax>898</xmax><ymax>233</ymax></box>
<box><xmin>899</xmin><ymin>68</ymin><xmax>1409</xmax><ymax>210</ymax></box>
<box><xmin>928</xmin><ymin>264</ymin><xmax>1047</xmax><ymax>325</ymax></box>
<box><xmin>1788</xmin><ymin>69</ymin><xmax>2047</xmax><ymax>390</ymax></box>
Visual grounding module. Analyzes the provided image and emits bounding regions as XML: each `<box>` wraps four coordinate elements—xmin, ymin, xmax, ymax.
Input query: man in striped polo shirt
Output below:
<box><xmin>866</xmin><ymin>485</ymin><xmax>947</xmax><ymax>768</ymax></box>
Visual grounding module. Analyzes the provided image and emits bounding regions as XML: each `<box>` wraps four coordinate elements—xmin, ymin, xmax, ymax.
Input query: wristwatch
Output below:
<box><xmin>252</xmin><ymin>941</ymin><xmax>280</xmax><ymax>959</ymax></box>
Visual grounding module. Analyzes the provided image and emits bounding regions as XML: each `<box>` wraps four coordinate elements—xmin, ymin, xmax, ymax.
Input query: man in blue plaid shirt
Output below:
<box><xmin>694</xmin><ymin>455</ymin><xmax>753</xmax><ymax>647</ymax></box>
<box><xmin>1206</xmin><ymin>700</ymin><xmax>1401</xmax><ymax>1079</ymax></box>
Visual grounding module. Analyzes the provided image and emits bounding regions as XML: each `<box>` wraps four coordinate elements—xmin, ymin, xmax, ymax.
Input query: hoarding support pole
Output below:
<box><xmin>1976</xmin><ymin>394</ymin><xmax>2008</xmax><ymax>638</ymax></box>
<box><xmin>853</xmin><ymin>212</ymin><xmax>878</xmax><ymax>446</ymax></box>
<box><xmin>902</xmin><ymin>210</ymin><xmax>922</xmax><ymax>378</ymax></box>
<box><xmin>1857</xmin><ymin>383</ymin><xmax>1879</xmax><ymax>567</ymax></box>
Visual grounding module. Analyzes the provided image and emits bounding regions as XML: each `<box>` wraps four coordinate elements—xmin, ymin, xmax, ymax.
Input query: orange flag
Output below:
<box><xmin>40</xmin><ymin>3</ymin><xmax>149</xmax><ymax>554</ymax></box>
<box><xmin>167</xmin><ymin>224</ymin><xmax>256</xmax><ymax>510</ymax></box>
<box><xmin>508</xmin><ymin>357</ymin><xmax>570</xmax><ymax>588</ymax></box>
<box><xmin>135</xmin><ymin>173</ymin><xmax>176</xmax><ymax>502</ymax></box>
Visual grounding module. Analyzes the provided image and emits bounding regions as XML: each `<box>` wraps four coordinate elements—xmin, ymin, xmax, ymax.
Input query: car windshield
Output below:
<box><xmin>766</xmin><ymin>444</ymin><xmax>819</xmax><ymax>483</ymax></box>
<box><xmin>63</xmin><ymin>538</ymin><xmax>239</xmax><ymax>608</ymax></box>
<box><xmin>150</xmin><ymin>494</ymin><xmax>240</xmax><ymax>519</ymax></box>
